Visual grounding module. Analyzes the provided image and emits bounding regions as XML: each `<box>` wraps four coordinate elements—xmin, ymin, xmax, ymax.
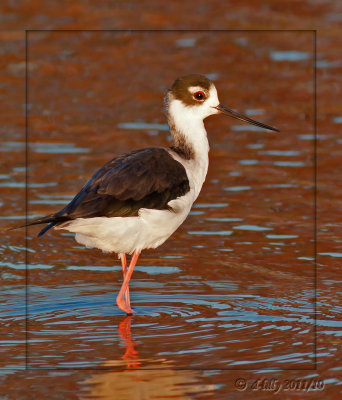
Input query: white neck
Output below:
<box><xmin>167</xmin><ymin>99</ymin><xmax>210</xmax><ymax>161</ymax></box>
<box><xmin>167</xmin><ymin>99</ymin><xmax>210</xmax><ymax>199</ymax></box>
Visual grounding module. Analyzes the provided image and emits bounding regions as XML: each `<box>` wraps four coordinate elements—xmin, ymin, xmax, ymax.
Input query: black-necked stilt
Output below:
<box><xmin>16</xmin><ymin>74</ymin><xmax>278</xmax><ymax>315</ymax></box>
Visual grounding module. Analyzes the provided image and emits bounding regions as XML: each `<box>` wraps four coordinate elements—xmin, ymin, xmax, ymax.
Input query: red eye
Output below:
<box><xmin>194</xmin><ymin>91</ymin><xmax>205</xmax><ymax>100</ymax></box>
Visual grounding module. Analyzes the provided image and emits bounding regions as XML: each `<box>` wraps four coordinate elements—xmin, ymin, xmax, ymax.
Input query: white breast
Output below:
<box><xmin>56</xmin><ymin>150</ymin><xmax>208</xmax><ymax>257</ymax></box>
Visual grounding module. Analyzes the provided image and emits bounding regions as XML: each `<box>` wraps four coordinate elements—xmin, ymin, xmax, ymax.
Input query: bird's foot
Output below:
<box><xmin>126</xmin><ymin>311</ymin><xmax>135</xmax><ymax>316</ymax></box>
<box><xmin>116</xmin><ymin>295</ymin><xmax>135</xmax><ymax>315</ymax></box>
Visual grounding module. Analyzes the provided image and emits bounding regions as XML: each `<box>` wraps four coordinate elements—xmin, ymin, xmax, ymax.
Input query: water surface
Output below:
<box><xmin>1</xmin><ymin>28</ymin><xmax>340</xmax><ymax>399</ymax></box>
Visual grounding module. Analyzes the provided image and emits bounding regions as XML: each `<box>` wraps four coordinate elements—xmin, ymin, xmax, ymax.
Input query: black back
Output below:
<box><xmin>35</xmin><ymin>147</ymin><xmax>190</xmax><ymax>236</ymax></box>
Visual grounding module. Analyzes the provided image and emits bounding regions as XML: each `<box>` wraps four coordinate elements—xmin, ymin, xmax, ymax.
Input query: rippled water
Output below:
<box><xmin>1</xmin><ymin>29</ymin><xmax>341</xmax><ymax>399</ymax></box>
<box><xmin>269</xmin><ymin>50</ymin><xmax>310</xmax><ymax>61</ymax></box>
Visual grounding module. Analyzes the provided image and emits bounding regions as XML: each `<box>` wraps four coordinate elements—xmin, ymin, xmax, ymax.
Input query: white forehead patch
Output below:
<box><xmin>188</xmin><ymin>85</ymin><xmax>209</xmax><ymax>95</ymax></box>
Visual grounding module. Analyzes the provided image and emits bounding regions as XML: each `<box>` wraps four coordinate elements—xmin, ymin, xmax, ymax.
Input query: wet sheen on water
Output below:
<box><xmin>1</xmin><ymin>29</ymin><xmax>340</xmax><ymax>399</ymax></box>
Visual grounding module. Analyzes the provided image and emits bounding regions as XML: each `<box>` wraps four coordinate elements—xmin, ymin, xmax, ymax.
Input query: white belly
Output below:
<box><xmin>55</xmin><ymin>190</ymin><xmax>195</xmax><ymax>257</ymax></box>
<box><xmin>55</xmin><ymin>149</ymin><xmax>209</xmax><ymax>257</ymax></box>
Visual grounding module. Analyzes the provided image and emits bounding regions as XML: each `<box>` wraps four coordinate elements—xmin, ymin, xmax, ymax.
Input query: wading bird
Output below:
<box><xmin>16</xmin><ymin>74</ymin><xmax>278</xmax><ymax>315</ymax></box>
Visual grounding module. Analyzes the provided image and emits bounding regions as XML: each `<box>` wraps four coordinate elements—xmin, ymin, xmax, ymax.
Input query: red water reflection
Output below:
<box><xmin>0</xmin><ymin>25</ymin><xmax>341</xmax><ymax>399</ymax></box>
<box><xmin>118</xmin><ymin>316</ymin><xmax>140</xmax><ymax>369</ymax></box>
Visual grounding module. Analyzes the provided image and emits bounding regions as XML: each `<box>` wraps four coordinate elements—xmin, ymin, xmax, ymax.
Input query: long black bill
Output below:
<box><xmin>215</xmin><ymin>104</ymin><xmax>279</xmax><ymax>132</ymax></box>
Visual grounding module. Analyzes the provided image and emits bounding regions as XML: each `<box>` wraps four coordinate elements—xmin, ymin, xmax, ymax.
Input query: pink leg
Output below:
<box><xmin>117</xmin><ymin>250</ymin><xmax>141</xmax><ymax>315</ymax></box>
<box><xmin>120</xmin><ymin>254</ymin><xmax>130</xmax><ymax>306</ymax></box>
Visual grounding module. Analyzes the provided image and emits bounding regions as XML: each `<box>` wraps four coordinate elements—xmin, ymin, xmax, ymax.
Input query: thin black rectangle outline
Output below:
<box><xmin>21</xmin><ymin>29</ymin><xmax>317</xmax><ymax>372</ymax></box>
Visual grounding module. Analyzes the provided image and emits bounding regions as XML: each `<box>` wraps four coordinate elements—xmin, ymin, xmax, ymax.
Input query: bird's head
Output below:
<box><xmin>165</xmin><ymin>74</ymin><xmax>279</xmax><ymax>132</ymax></box>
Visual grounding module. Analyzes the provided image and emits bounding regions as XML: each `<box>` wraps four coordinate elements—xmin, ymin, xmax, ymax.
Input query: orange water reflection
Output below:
<box><xmin>118</xmin><ymin>316</ymin><xmax>140</xmax><ymax>369</ymax></box>
<box><xmin>1</xmin><ymin>26</ymin><xmax>341</xmax><ymax>398</ymax></box>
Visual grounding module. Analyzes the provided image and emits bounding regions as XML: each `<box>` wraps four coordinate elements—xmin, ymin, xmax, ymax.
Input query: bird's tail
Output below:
<box><xmin>6</xmin><ymin>214</ymin><xmax>70</xmax><ymax>237</ymax></box>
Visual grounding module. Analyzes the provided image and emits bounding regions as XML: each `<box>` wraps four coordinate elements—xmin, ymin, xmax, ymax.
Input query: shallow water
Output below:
<box><xmin>1</xmin><ymin>28</ymin><xmax>341</xmax><ymax>399</ymax></box>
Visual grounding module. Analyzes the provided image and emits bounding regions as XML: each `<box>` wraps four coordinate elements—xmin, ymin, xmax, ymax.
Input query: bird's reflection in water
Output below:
<box><xmin>80</xmin><ymin>316</ymin><xmax>215</xmax><ymax>400</ymax></box>
<box><xmin>118</xmin><ymin>316</ymin><xmax>139</xmax><ymax>369</ymax></box>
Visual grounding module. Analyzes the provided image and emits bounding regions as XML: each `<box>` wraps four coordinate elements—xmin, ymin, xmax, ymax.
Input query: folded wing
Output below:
<box><xmin>32</xmin><ymin>147</ymin><xmax>190</xmax><ymax>236</ymax></box>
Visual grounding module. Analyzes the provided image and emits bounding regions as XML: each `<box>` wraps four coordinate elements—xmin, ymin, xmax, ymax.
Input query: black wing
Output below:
<box><xmin>31</xmin><ymin>148</ymin><xmax>190</xmax><ymax>236</ymax></box>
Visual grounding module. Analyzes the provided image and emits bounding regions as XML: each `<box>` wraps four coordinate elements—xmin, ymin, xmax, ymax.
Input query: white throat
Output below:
<box><xmin>167</xmin><ymin>98</ymin><xmax>211</xmax><ymax>200</ymax></box>
<box><xmin>167</xmin><ymin>98</ymin><xmax>210</xmax><ymax>160</ymax></box>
